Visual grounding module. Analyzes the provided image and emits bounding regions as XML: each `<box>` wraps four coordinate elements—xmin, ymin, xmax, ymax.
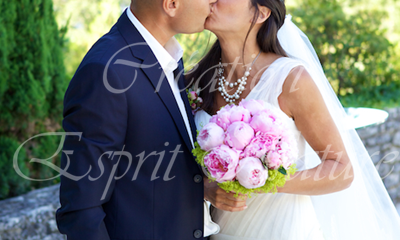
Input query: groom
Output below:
<box><xmin>55</xmin><ymin>0</ymin><xmax>218</xmax><ymax>239</ymax></box>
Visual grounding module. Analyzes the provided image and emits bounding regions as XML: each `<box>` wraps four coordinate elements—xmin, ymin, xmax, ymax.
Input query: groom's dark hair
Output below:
<box><xmin>187</xmin><ymin>0</ymin><xmax>288</xmax><ymax>114</ymax></box>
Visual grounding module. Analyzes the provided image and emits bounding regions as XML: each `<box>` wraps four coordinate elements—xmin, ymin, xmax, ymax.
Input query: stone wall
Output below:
<box><xmin>0</xmin><ymin>107</ymin><xmax>399</xmax><ymax>239</ymax></box>
<box><xmin>0</xmin><ymin>184</ymin><xmax>65</xmax><ymax>240</ymax></box>
<box><xmin>356</xmin><ymin>107</ymin><xmax>400</xmax><ymax>213</ymax></box>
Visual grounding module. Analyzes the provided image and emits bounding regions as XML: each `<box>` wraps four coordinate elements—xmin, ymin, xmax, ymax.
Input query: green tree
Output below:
<box><xmin>53</xmin><ymin>0</ymin><xmax>122</xmax><ymax>78</ymax></box>
<box><xmin>0</xmin><ymin>0</ymin><xmax>67</xmax><ymax>199</ymax></box>
<box><xmin>0</xmin><ymin>136</ymin><xmax>29</xmax><ymax>199</ymax></box>
<box><xmin>289</xmin><ymin>0</ymin><xmax>400</xmax><ymax>107</ymax></box>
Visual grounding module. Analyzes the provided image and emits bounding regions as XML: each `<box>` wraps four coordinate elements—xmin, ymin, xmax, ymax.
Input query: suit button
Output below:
<box><xmin>194</xmin><ymin>174</ymin><xmax>203</xmax><ymax>183</ymax></box>
<box><xmin>194</xmin><ymin>229</ymin><xmax>203</xmax><ymax>238</ymax></box>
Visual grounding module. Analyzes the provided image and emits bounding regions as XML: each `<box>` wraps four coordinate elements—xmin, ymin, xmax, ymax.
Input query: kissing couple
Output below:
<box><xmin>56</xmin><ymin>0</ymin><xmax>400</xmax><ymax>239</ymax></box>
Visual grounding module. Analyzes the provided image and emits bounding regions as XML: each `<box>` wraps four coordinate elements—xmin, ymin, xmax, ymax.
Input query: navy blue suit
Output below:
<box><xmin>56</xmin><ymin>10</ymin><xmax>205</xmax><ymax>240</ymax></box>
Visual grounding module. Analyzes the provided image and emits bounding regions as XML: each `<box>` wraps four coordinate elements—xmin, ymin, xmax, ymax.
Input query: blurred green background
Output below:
<box><xmin>0</xmin><ymin>0</ymin><xmax>399</xmax><ymax>200</ymax></box>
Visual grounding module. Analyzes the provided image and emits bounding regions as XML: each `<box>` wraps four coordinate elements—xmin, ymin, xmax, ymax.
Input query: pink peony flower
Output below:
<box><xmin>275</xmin><ymin>137</ymin><xmax>297</xmax><ymax>169</ymax></box>
<box><xmin>249</xmin><ymin>109</ymin><xmax>281</xmax><ymax>133</ymax></box>
<box><xmin>229</xmin><ymin>106</ymin><xmax>251</xmax><ymax>123</ymax></box>
<box><xmin>241</xmin><ymin>132</ymin><xmax>280</xmax><ymax>158</ymax></box>
<box><xmin>265</xmin><ymin>151</ymin><xmax>282</xmax><ymax>170</ymax></box>
<box><xmin>224</xmin><ymin>122</ymin><xmax>255</xmax><ymax>150</ymax></box>
<box><xmin>204</xmin><ymin>145</ymin><xmax>240</xmax><ymax>183</ymax></box>
<box><xmin>197</xmin><ymin>123</ymin><xmax>225</xmax><ymax>151</ymax></box>
<box><xmin>236</xmin><ymin>157</ymin><xmax>269</xmax><ymax>189</ymax></box>
<box><xmin>239</xmin><ymin>99</ymin><xmax>265</xmax><ymax>116</ymax></box>
<box><xmin>210</xmin><ymin>105</ymin><xmax>233</xmax><ymax>130</ymax></box>
<box><xmin>281</xmin><ymin>155</ymin><xmax>292</xmax><ymax>169</ymax></box>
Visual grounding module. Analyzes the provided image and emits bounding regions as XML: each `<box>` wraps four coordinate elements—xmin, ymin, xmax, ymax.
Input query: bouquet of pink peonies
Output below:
<box><xmin>193</xmin><ymin>99</ymin><xmax>298</xmax><ymax>196</ymax></box>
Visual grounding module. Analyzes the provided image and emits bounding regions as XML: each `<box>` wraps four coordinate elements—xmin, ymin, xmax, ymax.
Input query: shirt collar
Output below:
<box><xmin>126</xmin><ymin>7</ymin><xmax>183</xmax><ymax>75</ymax></box>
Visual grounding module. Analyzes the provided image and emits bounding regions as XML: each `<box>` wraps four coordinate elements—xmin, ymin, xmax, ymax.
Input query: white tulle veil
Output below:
<box><xmin>278</xmin><ymin>15</ymin><xmax>400</xmax><ymax>239</ymax></box>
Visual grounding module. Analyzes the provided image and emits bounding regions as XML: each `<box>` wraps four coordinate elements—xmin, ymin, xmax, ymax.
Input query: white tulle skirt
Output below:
<box><xmin>211</xmin><ymin>193</ymin><xmax>325</xmax><ymax>240</ymax></box>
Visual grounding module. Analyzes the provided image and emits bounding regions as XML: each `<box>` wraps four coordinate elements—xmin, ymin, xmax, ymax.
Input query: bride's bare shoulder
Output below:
<box><xmin>284</xmin><ymin>65</ymin><xmax>317</xmax><ymax>92</ymax></box>
<box><xmin>278</xmin><ymin>65</ymin><xmax>322</xmax><ymax>120</ymax></box>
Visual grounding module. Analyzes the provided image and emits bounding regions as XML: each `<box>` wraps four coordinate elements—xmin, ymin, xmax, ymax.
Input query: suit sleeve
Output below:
<box><xmin>56</xmin><ymin>62</ymin><xmax>128</xmax><ymax>240</ymax></box>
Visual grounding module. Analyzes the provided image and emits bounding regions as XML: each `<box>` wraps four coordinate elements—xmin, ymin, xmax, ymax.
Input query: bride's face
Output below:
<box><xmin>206</xmin><ymin>0</ymin><xmax>256</xmax><ymax>34</ymax></box>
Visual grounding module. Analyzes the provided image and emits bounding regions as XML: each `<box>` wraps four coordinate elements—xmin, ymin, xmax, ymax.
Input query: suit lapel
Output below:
<box><xmin>141</xmin><ymin>54</ymin><xmax>194</xmax><ymax>153</ymax></box>
<box><xmin>175</xmin><ymin>62</ymin><xmax>204</xmax><ymax>172</ymax></box>
<box><xmin>176</xmin><ymin>60</ymin><xmax>198</xmax><ymax>144</ymax></box>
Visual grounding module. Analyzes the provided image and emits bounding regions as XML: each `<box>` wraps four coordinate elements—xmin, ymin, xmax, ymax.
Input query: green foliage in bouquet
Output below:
<box><xmin>192</xmin><ymin>137</ymin><xmax>297</xmax><ymax>198</ymax></box>
<box><xmin>192</xmin><ymin>141</ymin><xmax>208</xmax><ymax>168</ymax></box>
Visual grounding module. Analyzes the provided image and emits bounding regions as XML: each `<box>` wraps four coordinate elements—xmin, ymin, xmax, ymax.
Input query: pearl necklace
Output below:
<box><xmin>217</xmin><ymin>51</ymin><xmax>262</xmax><ymax>103</ymax></box>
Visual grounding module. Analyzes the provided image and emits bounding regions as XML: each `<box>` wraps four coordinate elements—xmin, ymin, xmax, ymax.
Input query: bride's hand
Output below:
<box><xmin>204</xmin><ymin>177</ymin><xmax>248</xmax><ymax>212</ymax></box>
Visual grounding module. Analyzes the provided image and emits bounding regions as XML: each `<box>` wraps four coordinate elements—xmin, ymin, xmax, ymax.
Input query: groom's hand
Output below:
<box><xmin>204</xmin><ymin>177</ymin><xmax>248</xmax><ymax>212</ymax></box>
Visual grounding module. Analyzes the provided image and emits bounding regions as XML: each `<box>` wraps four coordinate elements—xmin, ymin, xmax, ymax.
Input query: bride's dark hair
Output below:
<box><xmin>186</xmin><ymin>0</ymin><xmax>287</xmax><ymax>114</ymax></box>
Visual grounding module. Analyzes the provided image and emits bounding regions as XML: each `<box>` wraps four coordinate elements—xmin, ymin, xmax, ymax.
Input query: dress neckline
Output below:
<box><xmin>209</xmin><ymin>57</ymin><xmax>285</xmax><ymax>113</ymax></box>
<box><xmin>204</xmin><ymin>57</ymin><xmax>295</xmax><ymax>123</ymax></box>
<box><xmin>246</xmin><ymin>56</ymin><xmax>295</xmax><ymax>122</ymax></box>
<box><xmin>245</xmin><ymin>57</ymin><xmax>286</xmax><ymax>101</ymax></box>
<box><xmin>206</xmin><ymin>57</ymin><xmax>289</xmax><ymax>117</ymax></box>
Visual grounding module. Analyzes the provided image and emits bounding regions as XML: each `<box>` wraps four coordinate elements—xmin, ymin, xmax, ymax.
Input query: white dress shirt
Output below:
<box><xmin>126</xmin><ymin>8</ymin><xmax>194</xmax><ymax>147</ymax></box>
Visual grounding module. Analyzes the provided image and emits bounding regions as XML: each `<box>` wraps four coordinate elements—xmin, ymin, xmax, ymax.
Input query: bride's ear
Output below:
<box><xmin>163</xmin><ymin>0</ymin><xmax>180</xmax><ymax>17</ymax></box>
<box><xmin>256</xmin><ymin>6</ymin><xmax>271</xmax><ymax>24</ymax></box>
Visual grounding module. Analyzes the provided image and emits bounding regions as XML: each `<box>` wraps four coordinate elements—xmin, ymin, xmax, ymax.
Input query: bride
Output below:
<box><xmin>187</xmin><ymin>0</ymin><xmax>400</xmax><ymax>239</ymax></box>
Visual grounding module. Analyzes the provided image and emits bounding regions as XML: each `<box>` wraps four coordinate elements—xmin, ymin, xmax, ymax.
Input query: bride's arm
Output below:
<box><xmin>276</xmin><ymin>66</ymin><xmax>354</xmax><ymax>195</ymax></box>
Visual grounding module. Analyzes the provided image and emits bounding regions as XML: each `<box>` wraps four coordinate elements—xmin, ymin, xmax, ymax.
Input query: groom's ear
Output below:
<box><xmin>162</xmin><ymin>0</ymin><xmax>180</xmax><ymax>17</ymax></box>
<box><xmin>256</xmin><ymin>6</ymin><xmax>271</xmax><ymax>24</ymax></box>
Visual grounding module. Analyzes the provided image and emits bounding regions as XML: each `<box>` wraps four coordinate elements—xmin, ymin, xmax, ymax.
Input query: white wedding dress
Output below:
<box><xmin>194</xmin><ymin>57</ymin><xmax>326</xmax><ymax>240</ymax></box>
<box><xmin>195</xmin><ymin>15</ymin><xmax>400</xmax><ymax>240</ymax></box>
